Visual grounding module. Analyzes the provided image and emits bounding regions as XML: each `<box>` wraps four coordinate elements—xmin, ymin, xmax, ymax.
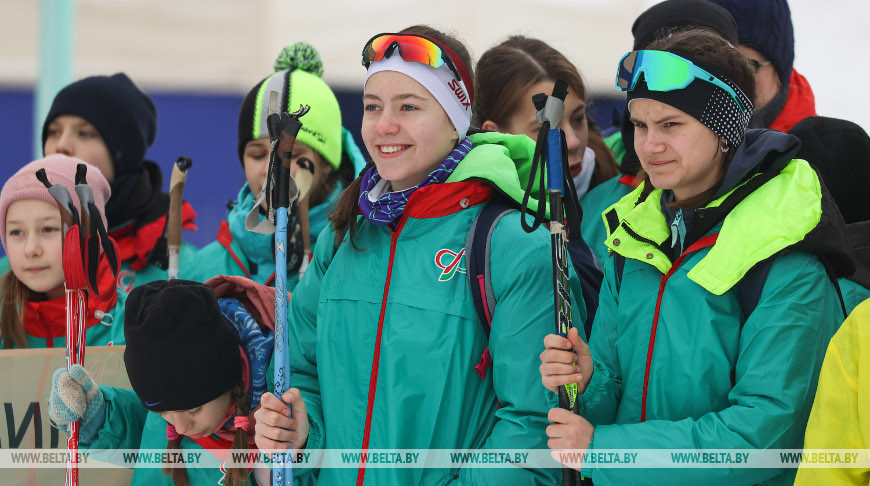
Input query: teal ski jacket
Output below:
<box><xmin>579</xmin><ymin>129</ymin><xmax>854</xmax><ymax>485</ymax></box>
<box><xmin>287</xmin><ymin>131</ymin><xmax>585</xmax><ymax>485</ymax></box>
<box><xmin>580</xmin><ymin>174</ymin><xmax>636</xmax><ymax>263</ymax></box>
<box><xmin>182</xmin><ymin>182</ymin><xmax>339</xmax><ymax>288</ymax></box>
<box><xmin>185</xmin><ymin>129</ymin><xmax>367</xmax><ymax>288</ymax></box>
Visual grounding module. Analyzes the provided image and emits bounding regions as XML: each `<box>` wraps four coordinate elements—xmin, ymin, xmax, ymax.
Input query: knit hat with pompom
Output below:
<box><xmin>0</xmin><ymin>154</ymin><xmax>110</xmax><ymax>252</ymax></box>
<box><xmin>237</xmin><ymin>42</ymin><xmax>342</xmax><ymax>169</ymax></box>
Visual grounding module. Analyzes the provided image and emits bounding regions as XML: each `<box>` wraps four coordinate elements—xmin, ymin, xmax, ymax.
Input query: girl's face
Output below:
<box><xmin>490</xmin><ymin>81</ymin><xmax>589</xmax><ymax>177</ymax></box>
<box><xmin>630</xmin><ymin>99</ymin><xmax>726</xmax><ymax>202</ymax></box>
<box><xmin>44</xmin><ymin>115</ymin><xmax>115</xmax><ymax>182</ymax></box>
<box><xmin>5</xmin><ymin>199</ymin><xmax>66</xmax><ymax>299</ymax></box>
<box><xmin>158</xmin><ymin>390</ymin><xmax>233</xmax><ymax>439</ymax></box>
<box><xmin>361</xmin><ymin>71</ymin><xmax>457</xmax><ymax>192</ymax></box>
<box><xmin>242</xmin><ymin>139</ymin><xmax>332</xmax><ymax>209</ymax></box>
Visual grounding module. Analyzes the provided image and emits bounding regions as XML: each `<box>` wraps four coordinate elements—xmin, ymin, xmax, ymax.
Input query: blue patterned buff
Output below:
<box><xmin>358</xmin><ymin>137</ymin><xmax>473</xmax><ymax>227</ymax></box>
<box><xmin>217</xmin><ymin>297</ymin><xmax>274</xmax><ymax>414</ymax></box>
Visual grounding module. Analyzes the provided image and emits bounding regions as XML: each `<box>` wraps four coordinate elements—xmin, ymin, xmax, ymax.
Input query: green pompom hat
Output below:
<box><xmin>237</xmin><ymin>42</ymin><xmax>342</xmax><ymax>169</ymax></box>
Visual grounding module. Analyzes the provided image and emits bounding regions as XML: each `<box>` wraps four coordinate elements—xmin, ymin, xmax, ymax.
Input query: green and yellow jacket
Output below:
<box><xmin>579</xmin><ymin>129</ymin><xmax>855</xmax><ymax>485</ymax></box>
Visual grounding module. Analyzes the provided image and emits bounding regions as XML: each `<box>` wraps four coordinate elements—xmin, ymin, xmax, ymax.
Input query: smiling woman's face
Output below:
<box><xmin>361</xmin><ymin>71</ymin><xmax>457</xmax><ymax>192</ymax></box>
<box><xmin>630</xmin><ymin>98</ymin><xmax>725</xmax><ymax>201</ymax></box>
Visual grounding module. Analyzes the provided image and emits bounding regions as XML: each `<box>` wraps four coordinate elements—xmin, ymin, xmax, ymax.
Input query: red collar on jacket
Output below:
<box><xmin>24</xmin><ymin>259</ymin><xmax>119</xmax><ymax>346</ymax></box>
<box><xmin>110</xmin><ymin>201</ymin><xmax>197</xmax><ymax>271</ymax></box>
<box><xmin>403</xmin><ymin>180</ymin><xmax>494</xmax><ymax>219</ymax></box>
<box><xmin>618</xmin><ymin>174</ymin><xmax>641</xmax><ymax>187</ymax></box>
<box><xmin>769</xmin><ymin>68</ymin><xmax>817</xmax><ymax>133</ymax></box>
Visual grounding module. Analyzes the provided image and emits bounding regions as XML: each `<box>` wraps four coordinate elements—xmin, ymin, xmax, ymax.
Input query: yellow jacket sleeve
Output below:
<box><xmin>795</xmin><ymin>298</ymin><xmax>870</xmax><ymax>485</ymax></box>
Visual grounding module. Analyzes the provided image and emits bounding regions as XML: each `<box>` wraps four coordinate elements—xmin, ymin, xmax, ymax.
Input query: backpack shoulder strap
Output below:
<box><xmin>465</xmin><ymin>199</ymin><xmax>516</xmax><ymax>336</ymax></box>
<box><xmin>736</xmin><ymin>253</ymin><xmax>848</xmax><ymax>321</ymax></box>
<box><xmin>613</xmin><ymin>252</ymin><xmax>626</xmax><ymax>293</ymax></box>
<box><xmin>736</xmin><ymin>257</ymin><xmax>774</xmax><ymax>320</ymax></box>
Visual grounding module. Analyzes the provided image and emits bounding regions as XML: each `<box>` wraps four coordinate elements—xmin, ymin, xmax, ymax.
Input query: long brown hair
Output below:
<box><xmin>165</xmin><ymin>384</ymin><xmax>250</xmax><ymax>486</ymax></box>
<box><xmin>1</xmin><ymin>271</ymin><xmax>32</xmax><ymax>349</ymax></box>
<box><xmin>330</xmin><ymin>25</ymin><xmax>474</xmax><ymax>250</ymax></box>
<box><xmin>635</xmin><ymin>28</ymin><xmax>757</xmax><ymax>208</ymax></box>
<box><xmin>473</xmin><ymin>35</ymin><xmax>619</xmax><ymax>187</ymax></box>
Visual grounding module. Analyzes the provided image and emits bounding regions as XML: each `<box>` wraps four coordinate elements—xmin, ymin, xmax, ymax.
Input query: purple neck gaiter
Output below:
<box><xmin>359</xmin><ymin>137</ymin><xmax>472</xmax><ymax>227</ymax></box>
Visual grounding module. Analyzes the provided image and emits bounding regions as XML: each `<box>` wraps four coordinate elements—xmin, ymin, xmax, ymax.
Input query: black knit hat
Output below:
<box><xmin>632</xmin><ymin>0</ymin><xmax>739</xmax><ymax>50</ymax></box>
<box><xmin>124</xmin><ymin>280</ymin><xmax>242</xmax><ymax>412</ymax></box>
<box><xmin>789</xmin><ymin>116</ymin><xmax>870</xmax><ymax>225</ymax></box>
<box><xmin>709</xmin><ymin>0</ymin><xmax>795</xmax><ymax>84</ymax></box>
<box><xmin>42</xmin><ymin>73</ymin><xmax>157</xmax><ymax>179</ymax></box>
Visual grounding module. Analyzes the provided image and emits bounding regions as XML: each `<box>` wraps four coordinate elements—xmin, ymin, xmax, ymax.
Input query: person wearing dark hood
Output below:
<box><xmin>789</xmin><ymin>116</ymin><xmax>870</xmax><ymax>314</ymax></box>
<box><xmin>583</xmin><ymin>0</ymin><xmax>740</xmax><ymax>262</ymax></box>
<box><xmin>40</xmin><ymin>73</ymin><xmax>198</xmax><ymax>291</ymax></box>
<box><xmin>710</xmin><ymin>0</ymin><xmax>817</xmax><ymax>133</ymax></box>
<box><xmin>540</xmin><ymin>28</ymin><xmax>855</xmax><ymax>485</ymax></box>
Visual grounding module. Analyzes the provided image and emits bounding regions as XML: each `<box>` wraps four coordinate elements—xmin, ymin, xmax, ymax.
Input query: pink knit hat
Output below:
<box><xmin>0</xmin><ymin>154</ymin><xmax>111</xmax><ymax>252</ymax></box>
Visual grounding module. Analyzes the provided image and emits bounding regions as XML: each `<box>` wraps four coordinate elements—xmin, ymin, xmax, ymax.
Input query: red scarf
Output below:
<box><xmin>769</xmin><ymin>69</ymin><xmax>817</xmax><ymax>133</ymax></box>
<box><xmin>23</xmin><ymin>258</ymin><xmax>118</xmax><ymax>348</ymax></box>
<box><xmin>110</xmin><ymin>201</ymin><xmax>197</xmax><ymax>271</ymax></box>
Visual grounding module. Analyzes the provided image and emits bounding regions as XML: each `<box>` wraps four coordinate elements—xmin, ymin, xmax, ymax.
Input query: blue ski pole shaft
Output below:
<box><xmin>274</xmin><ymin>164</ymin><xmax>293</xmax><ymax>485</ymax></box>
<box><xmin>540</xmin><ymin>80</ymin><xmax>581</xmax><ymax>486</ymax></box>
<box><xmin>548</xmin><ymin>144</ymin><xmax>581</xmax><ymax>486</ymax></box>
<box><xmin>268</xmin><ymin>103</ymin><xmax>308</xmax><ymax>486</ymax></box>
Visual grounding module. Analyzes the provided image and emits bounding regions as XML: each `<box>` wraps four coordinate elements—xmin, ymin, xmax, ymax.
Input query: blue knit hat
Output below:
<box><xmin>708</xmin><ymin>0</ymin><xmax>794</xmax><ymax>84</ymax></box>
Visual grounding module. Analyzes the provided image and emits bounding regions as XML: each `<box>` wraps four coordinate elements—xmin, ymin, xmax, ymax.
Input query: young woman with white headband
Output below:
<box><xmin>253</xmin><ymin>24</ymin><xmax>584</xmax><ymax>485</ymax></box>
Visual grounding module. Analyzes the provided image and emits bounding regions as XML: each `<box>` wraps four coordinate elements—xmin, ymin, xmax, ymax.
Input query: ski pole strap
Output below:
<box><xmin>245</xmin><ymin>93</ymin><xmax>309</xmax><ymax>235</ymax></box>
<box><xmin>520</xmin><ymin>123</ymin><xmax>549</xmax><ymax>233</ymax></box>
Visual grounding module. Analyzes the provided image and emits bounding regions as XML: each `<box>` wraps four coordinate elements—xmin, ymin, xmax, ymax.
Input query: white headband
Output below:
<box><xmin>364</xmin><ymin>53</ymin><xmax>472</xmax><ymax>139</ymax></box>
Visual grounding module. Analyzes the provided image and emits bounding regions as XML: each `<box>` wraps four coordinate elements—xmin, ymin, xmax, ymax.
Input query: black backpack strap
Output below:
<box><xmin>737</xmin><ymin>254</ymin><xmax>848</xmax><ymax>321</ymax></box>
<box><xmin>830</xmin><ymin>275</ymin><xmax>848</xmax><ymax>319</ymax></box>
<box><xmin>729</xmin><ymin>253</ymin><xmax>850</xmax><ymax>387</ymax></box>
<box><xmin>736</xmin><ymin>258</ymin><xmax>774</xmax><ymax>320</ymax></box>
<box><xmin>466</xmin><ymin>199</ymin><xmax>515</xmax><ymax>380</ymax></box>
<box><xmin>613</xmin><ymin>253</ymin><xmax>626</xmax><ymax>293</ymax></box>
<box><xmin>466</xmin><ymin>199</ymin><xmax>516</xmax><ymax>336</ymax></box>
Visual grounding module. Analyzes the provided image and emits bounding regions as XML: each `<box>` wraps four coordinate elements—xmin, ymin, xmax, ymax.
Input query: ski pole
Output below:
<box><xmin>37</xmin><ymin>164</ymin><xmax>119</xmax><ymax>486</ymax></box>
<box><xmin>521</xmin><ymin>80</ymin><xmax>582</xmax><ymax>486</ymax></box>
<box><xmin>36</xmin><ymin>168</ymin><xmax>84</xmax><ymax>486</ymax></box>
<box><xmin>167</xmin><ymin>157</ymin><xmax>192</xmax><ymax>279</ymax></box>
<box><xmin>264</xmin><ymin>90</ymin><xmax>309</xmax><ymax>486</ymax></box>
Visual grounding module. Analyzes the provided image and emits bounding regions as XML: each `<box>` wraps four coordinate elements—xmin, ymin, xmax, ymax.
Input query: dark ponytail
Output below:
<box><xmin>328</xmin><ymin>167</ymin><xmax>367</xmax><ymax>250</ymax></box>
<box><xmin>226</xmin><ymin>385</ymin><xmax>251</xmax><ymax>486</ymax></box>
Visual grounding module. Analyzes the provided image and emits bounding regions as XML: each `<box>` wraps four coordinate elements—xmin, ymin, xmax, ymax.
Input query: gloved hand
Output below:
<box><xmin>48</xmin><ymin>364</ymin><xmax>106</xmax><ymax>445</ymax></box>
